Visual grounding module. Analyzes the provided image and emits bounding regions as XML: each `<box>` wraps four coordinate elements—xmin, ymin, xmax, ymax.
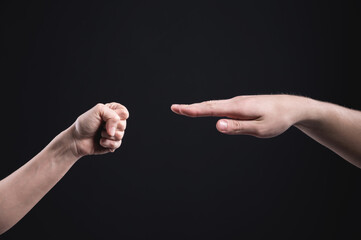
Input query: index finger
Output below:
<box><xmin>171</xmin><ymin>99</ymin><xmax>237</xmax><ymax>118</ymax></box>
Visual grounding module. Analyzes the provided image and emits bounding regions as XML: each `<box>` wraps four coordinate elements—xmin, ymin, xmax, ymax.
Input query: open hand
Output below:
<box><xmin>171</xmin><ymin>95</ymin><xmax>306</xmax><ymax>138</ymax></box>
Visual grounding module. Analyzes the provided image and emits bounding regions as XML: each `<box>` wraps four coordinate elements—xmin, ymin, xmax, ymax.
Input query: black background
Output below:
<box><xmin>1</xmin><ymin>0</ymin><xmax>361</xmax><ymax>239</ymax></box>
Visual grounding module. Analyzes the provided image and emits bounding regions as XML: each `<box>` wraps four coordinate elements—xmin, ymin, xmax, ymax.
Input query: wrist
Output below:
<box><xmin>47</xmin><ymin>125</ymin><xmax>81</xmax><ymax>164</ymax></box>
<box><xmin>292</xmin><ymin>96</ymin><xmax>327</xmax><ymax>129</ymax></box>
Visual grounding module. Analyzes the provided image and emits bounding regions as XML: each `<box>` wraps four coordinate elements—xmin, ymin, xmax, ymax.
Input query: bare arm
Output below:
<box><xmin>0</xmin><ymin>103</ymin><xmax>129</xmax><ymax>234</ymax></box>
<box><xmin>294</xmin><ymin>99</ymin><xmax>361</xmax><ymax>168</ymax></box>
<box><xmin>171</xmin><ymin>95</ymin><xmax>361</xmax><ymax>168</ymax></box>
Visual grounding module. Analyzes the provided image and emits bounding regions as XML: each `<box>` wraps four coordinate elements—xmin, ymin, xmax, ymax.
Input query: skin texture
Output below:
<box><xmin>171</xmin><ymin>94</ymin><xmax>361</xmax><ymax>168</ymax></box>
<box><xmin>0</xmin><ymin>102</ymin><xmax>129</xmax><ymax>235</ymax></box>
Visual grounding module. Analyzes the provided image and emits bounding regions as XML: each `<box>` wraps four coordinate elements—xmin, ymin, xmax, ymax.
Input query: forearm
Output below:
<box><xmin>0</xmin><ymin>125</ymin><xmax>79</xmax><ymax>234</ymax></box>
<box><xmin>294</xmin><ymin>97</ymin><xmax>361</xmax><ymax>168</ymax></box>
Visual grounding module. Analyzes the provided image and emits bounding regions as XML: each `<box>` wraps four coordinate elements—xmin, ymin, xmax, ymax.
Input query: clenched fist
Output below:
<box><xmin>71</xmin><ymin>102</ymin><xmax>129</xmax><ymax>157</ymax></box>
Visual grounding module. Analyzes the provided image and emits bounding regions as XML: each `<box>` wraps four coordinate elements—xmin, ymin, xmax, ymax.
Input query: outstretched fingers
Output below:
<box><xmin>171</xmin><ymin>99</ymin><xmax>237</xmax><ymax>118</ymax></box>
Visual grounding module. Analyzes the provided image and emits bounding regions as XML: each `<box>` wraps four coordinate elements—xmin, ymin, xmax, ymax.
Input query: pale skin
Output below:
<box><xmin>2</xmin><ymin>95</ymin><xmax>360</xmax><ymax>234</ymax></box>
<box><xmin>0</xmin><ymin>102</ymin><xmax>129</xmax><ymax>235</ymax></box>
<box><xmin>171</xmin><ymin>94</ymin><xmax>361</xmax><ymax>168</ymax></box>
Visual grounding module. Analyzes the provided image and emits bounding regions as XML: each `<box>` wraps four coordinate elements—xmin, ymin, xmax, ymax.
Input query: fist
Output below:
<box><xmin>72</xmin><ymin>102</ymin><xmax>129</xmax><ymax>157</ymax></box>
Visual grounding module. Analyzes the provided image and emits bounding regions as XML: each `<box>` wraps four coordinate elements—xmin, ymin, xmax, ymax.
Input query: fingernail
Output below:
<box><xmin>218</xmin><ymin>120</ymin><xmax>228</xmax><ymax>131</ymax></box>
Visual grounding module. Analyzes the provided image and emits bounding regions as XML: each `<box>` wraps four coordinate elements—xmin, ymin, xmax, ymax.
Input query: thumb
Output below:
<box><xmin>216</xmin><ymin>119</ymin><xmax>260</xmax><ymax>136</ymax></box>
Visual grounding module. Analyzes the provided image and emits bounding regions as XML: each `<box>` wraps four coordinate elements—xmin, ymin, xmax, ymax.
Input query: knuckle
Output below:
<box><xmin>231</xmin><ymin>96</ymin><xmax>245</xmax><ymax>103</ymax></box>
<box><xmin>226</xmin><ymin>121</ymin><xmax>243</xmax><ymax>134</ymax></box>
<box><xmin>121</xmin><ymin>108</ymin><xmax>130</xmax><ymax>119</ymax></box>
<box><xmin>253</xmin><ymin>127</ymin><xmax>263</xmax><ymax>137</ymax></box>
<box><xmin>233</xmin><ymin>121</ymin><xmax>243</xmax><ymax>131</ymax></box>
<box><xmin>118</xmin><ymin>120</ymin><xmax>126</xmax><ymax>130</ymax></box>
<box><xmin>113</xmin><ymin>114</ymin><xmax>121</xmax><ymax>121</ymax></box>
<box><xmin>204</xmin><ymin>100</ymin><xmax>216</xmax><ymax>116</ymax></box>
<box><xmin>112</xmin><ymin>140</ymin><xmax>121</xmax><ymax>148</ymax></box>
<box><xmin>191</xmin><ymin>109</ymin><xmax>200</xmax><ymax>117</ymax></box>
<box><xmin>253</xmin><ymin>125</ymin><xmax>269</xmax><ymax>138</ymax></box>
<box><xmin>231</xmin><ymin>96</ymin><xmax>241</xmax><ymax>102</ymax></box>
<box><xmin>109</xmin><ymin>141</ymin><xmax>116</xmax><ymax>148</ymax></box>
<box><xmin>207</xmin><ymin>100</ymin><xmax>216</xmax><ymax>109</ymax></box>
<box><xmin>103</xmin><ymin>140</ymin><xmax>118</xmax><ymax>149</ymax></box>
<box><xmin>107</xmin><ymin>102</ymin><xmax>116</xmax><ymax>107</ymax></box>
<box><xmin>95</xmin><ymin>103</ymin><xmax>104</xmax><ymax>110</ymax></box>
<box><xmin>185</xmin><ymin>107</ymin><xmax>199</xmax><ymax>117</ymax></box>
<box><xmin>115</xmin><ymin>131</ymin><xmax>124</xmax><ymax>140</ymax></box>
<box><xmin>205</xmin><ymin>100</ymin><xmax>214</xmax><ymax>106</ymax></box>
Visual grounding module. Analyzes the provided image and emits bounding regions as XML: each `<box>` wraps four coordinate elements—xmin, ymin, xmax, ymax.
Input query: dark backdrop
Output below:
<box><xmin>1</xmin><ymin>1</ymin><xmax>361</xmax><ymax>239</ymax></box>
